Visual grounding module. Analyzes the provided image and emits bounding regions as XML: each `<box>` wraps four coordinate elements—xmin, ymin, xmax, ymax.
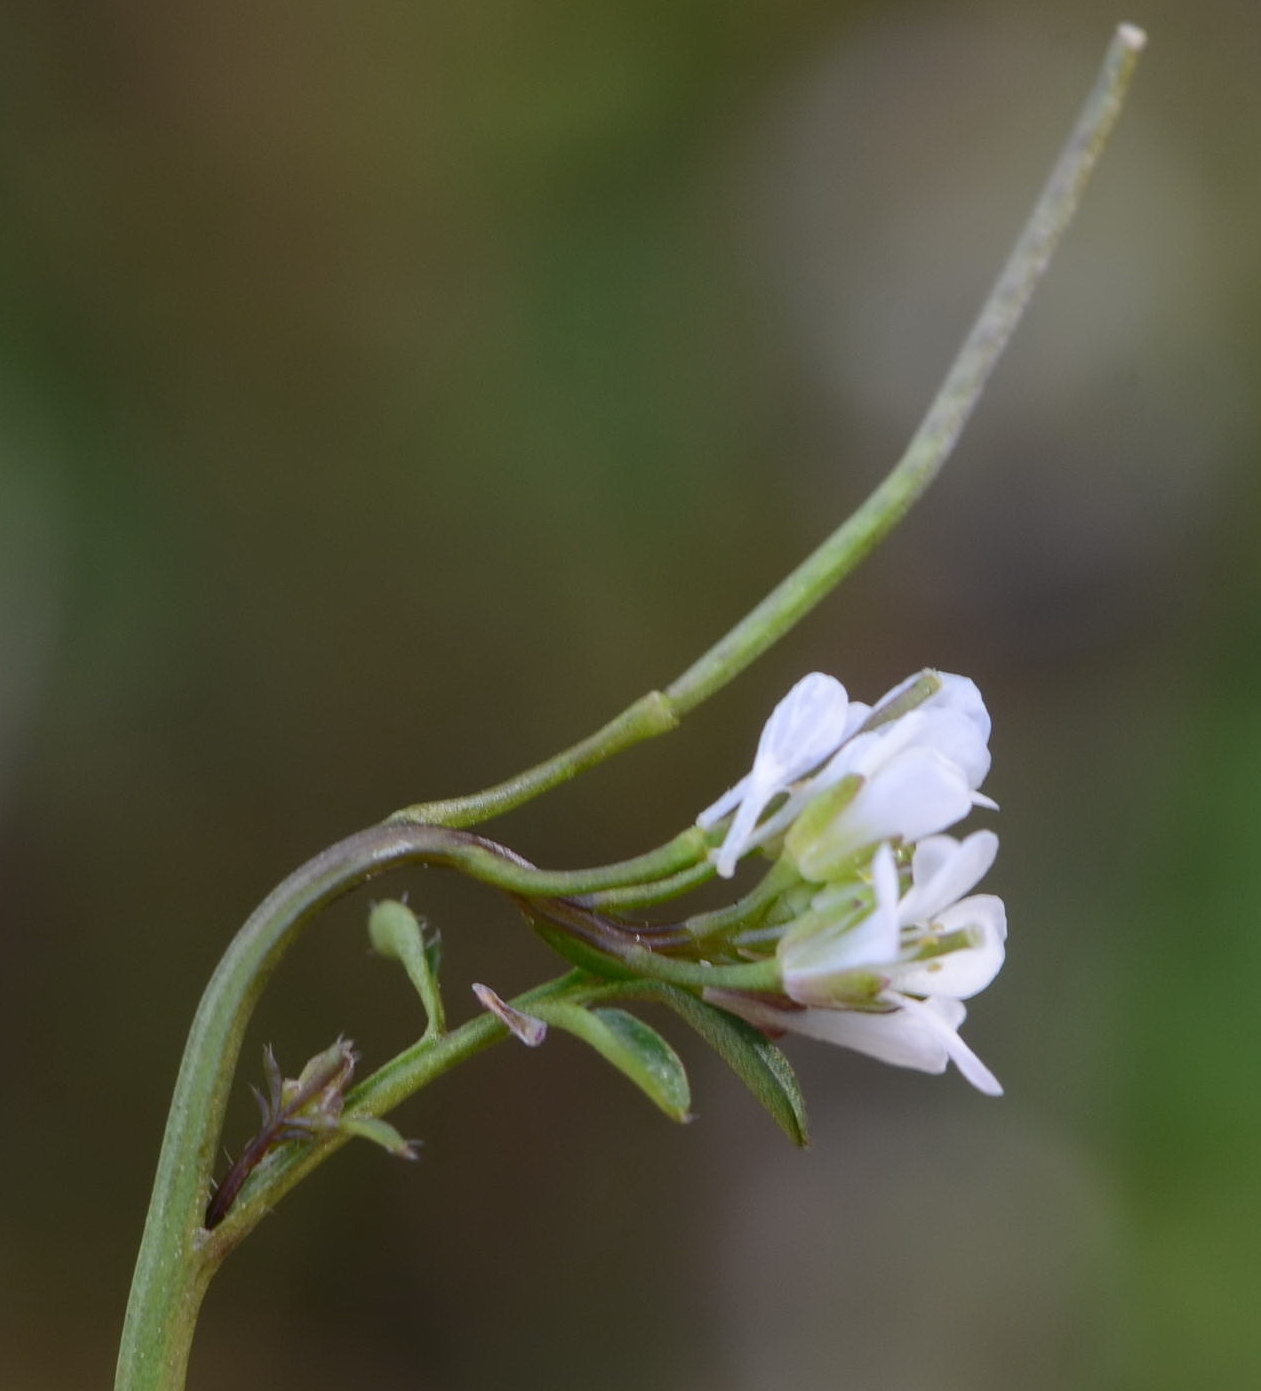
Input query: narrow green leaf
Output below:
<box><xmin>341</xmin><ymin>1115</ymin><xmax>420</xmax><ymax>1160</ymax></box>
<box><xmin>632</xmin><ymin>984</ymin><xmax>810</xmax><ymax>1147</ymax></box>
<box><xmin>532</xmin><ymin>1002</ymin><xmax>691</xmax><ymax>1122</ymax></box>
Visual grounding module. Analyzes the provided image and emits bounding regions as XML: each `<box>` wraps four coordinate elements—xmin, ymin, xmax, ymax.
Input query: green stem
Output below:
<box><xmin>391</xmin><ymin>24</ymin><xmax>1146</xmax><ymax>827</ymax></box>
<box><xmin>607</xmin><ymin>952</ymin><xmax>779</xmax><ymax>990</ymax></box>
<box><xmin>585</xmin><ymin>859</ymin><xmax>717</xmax><ymax>911</ymax></box>
<box><xmin>390</xmin><ymin>692</ymin><xmax>680</xmax><ymax>828</ymax></box>
<box><xmin>683</xmin><ymin>859</ymin><xmax>799</xmax><ymax>940</ymax></box>
<box><xmin>428</xmin><ymin>825</ymin><xmax>712</xmax><ymax>897</ymax></box>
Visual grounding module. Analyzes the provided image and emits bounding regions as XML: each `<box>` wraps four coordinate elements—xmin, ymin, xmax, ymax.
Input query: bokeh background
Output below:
<box><xmin>2</xmin><ymin>3</ymin><xmax>1257</xmax><ymax>1388</ymax></box>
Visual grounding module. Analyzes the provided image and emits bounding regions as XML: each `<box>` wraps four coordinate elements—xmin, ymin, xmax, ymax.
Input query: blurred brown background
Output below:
<box><xmin>1</xmin><ymin>3</ymin><xmax>1256</xmax><ymax>1388</ymax></box>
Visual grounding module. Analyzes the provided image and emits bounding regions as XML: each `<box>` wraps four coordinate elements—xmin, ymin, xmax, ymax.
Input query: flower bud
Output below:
<box><xmin>369</xmin><ymin>899</ymin><xmax>425</xmax><ymax>962</ymax></box>
<box><xmin>369</xmin><ymin>899</ymin><xmax>445</xmax><ymax>1036</ymax></box>
<box><xmin>281</xmin><ymin>1038</ymin><xmax>357</xmax><ymax>1131</ymax></box>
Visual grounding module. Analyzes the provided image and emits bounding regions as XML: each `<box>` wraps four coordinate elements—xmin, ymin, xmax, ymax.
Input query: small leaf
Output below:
<box><xmin>533</xmin><ymin>1002</ymin><xmax>690</xmax><ymax>1123</ymax></box>
<box><xmin>262</xmin><ymin>1045</ymin><xmax>283</xmax><ymax>1110</ymax></box>
<box><xmin>342</xmin><ymin>1115</ymin><xmax>421</xmax><ymax>1161</ymax></box>
<box><xmin>633</xmin><ymin>984</ymin><xmax>810</xmax><ymax>1147</ymax></box>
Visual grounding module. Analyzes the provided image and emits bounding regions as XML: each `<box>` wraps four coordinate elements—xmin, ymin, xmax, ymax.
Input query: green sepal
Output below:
<box><xmin>783</xmin><ymin>774</ymin><xmax>865</xmax><ymax>883</ymax></box>
<box><xmin>341</xmin><ymin>1115</ymin><xmax>420</xmax><ymax>1160</ymax></box>
<box><xmin>858</xmin><ymin>669</ymin><xmax>940</xmax><ymax>730</ymax></box>
<box><xmin>631</xmin><ymin>983</ymin><xmax>810</xmax><ymax>1147</ymax></box>
<box><xmin>531</xmin><ymin>1002</ymin><xmax>691</xmax><ymax>1123</ymax></box>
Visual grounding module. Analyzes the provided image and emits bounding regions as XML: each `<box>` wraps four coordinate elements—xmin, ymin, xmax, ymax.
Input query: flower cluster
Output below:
<box><xmin>697</xmin><ymin>671</ymin><xmax>1006</xmax><ymax>1094</ymax></box>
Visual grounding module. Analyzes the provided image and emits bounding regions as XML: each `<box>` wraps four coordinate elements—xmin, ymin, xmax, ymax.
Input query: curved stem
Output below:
<box><xmin>390</xmin><ymin>691</ymin><xmax>680</xmax><ymax>829</ymax></box>
<box><xmin>683</xmin><ymin>859</ymin><xmax>799</xmax><ymax>940</ymax></box>
<box><xmin>584</xmin><ymin>859</ymin><xmax>717</xmax><ymax>911</ymax></box>
<box><xmin>427</xmin><ymin>825</ymin><xmax>712</xmax><ymax>897</ymax></box>
<box><xmin>390</xmin><ymin>24</ymin><xmax>1145</xmax><ymax>828</ymax></box>
<box><xmin>531</xmin><ymin>894</ymin><xmax>784</xmax><ymax>984</ymax></box>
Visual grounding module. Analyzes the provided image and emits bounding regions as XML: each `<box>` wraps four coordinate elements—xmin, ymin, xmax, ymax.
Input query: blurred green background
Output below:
<box><xmin>2</xmin><ymin>3</ymin><xmax>1256</xmax><ymax>1388</ymax></box>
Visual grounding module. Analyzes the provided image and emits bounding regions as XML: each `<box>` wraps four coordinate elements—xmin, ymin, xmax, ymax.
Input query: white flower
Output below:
<box><xmin>697</xmin><ymin>673</ymin><xmax>855</xmax><ymax>879</ymax></box>
<box><xmin>891</xmin><ymin>832</ymin><xmax>1005</xmax><ymax>1001</ymax></box>
<box><xmin>711</xmin><ymin>834</ymin><xmax>1006</xmax><ymax>1095</ymax></box>
<box><xmin>698</xmin><ymin>669</ymin><xmax>995</xmax><ymax>882</ymax></box>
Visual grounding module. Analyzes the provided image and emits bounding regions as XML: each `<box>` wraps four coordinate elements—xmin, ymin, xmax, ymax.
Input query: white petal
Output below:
<box><xmin>871</xmin><ymin>670</ymin><xmax>989</xmax><ymax>739</ymax></box>
<box><xmin>794</xmin><ymin>747</ymin><xmax>973</xmax><ymax>879</ymax></box>
<box><xmin>701</xmin><ymin>989</ymin><xmax>800</xmax><ymax>1034</ymax></box>
<box><xmin>851</xmin><ymin>748</ymin><xmax>974</xmax><ymax>843</ymax></box>
<box><xmin>840</xmin><ymin>701</ymin><xmax>872</xmax><ymax>737</ymax></box>
<box><xmin>696</xmin><ymin>771</ymin><xmax>751</xmax><ymax>830</ymax></box>
<box><xmin>799</xmin><ymin>706</ymin><xmax>931</xmax><ymax>800</ymax></box>
<box><xmin>928</xmin><ymin>673</ymin><xmax>991</xmax><ymax>743</ymax></box>
<box><xmin>929</xmin><ymin>995</ymin><xmax>968</xmax><ymax>1030</ymax></box>
<box><xmin>742</xmin><ymin>707</ymin><xmax>877</xmax><ymax>853</ymax></box>
<box><xmin>898</xmin><ymin>830</ymin><xmax>999</xmax><ymax>925</ymax></box>
<box><xmin>780</xmin><ymin>844</ymin><xmax>900</xmax><ymax>995</ymax></box>
<box><xmin>865</xmin><ymin>672</ymin><xmax>992</xmax><ymax>789</ymax></box>
<box><xmin>748</xmin><ymin>675</ymin><xmax>991</xmax><ymax>851</ymax></box>
<box><xmin>893</xmin><ymin>895</ymin><xmax>1006</xmax><ymax>999</ymax></box>
<box><xmin>915</xmin><ymin>709</ymin><xmax>991</xmax><ymax>789</ymax></box>
<box><xmin>784</xmin><ymin>1004</ymin><xmax>953</xmax><ymax>1074</ymax></box>
<box><xmin>741</xmin><ymin>789</ymin><xmax>808</xmax><ymax>851</ymax></box>
<box><xmin>891</xmin><ymin>993</ymin><xmax>1003</xmax><ymax>1095</ymax></box>
<box><xmin>704</xmin><ymin>988</ymin><xmax>1001</xmax><ymax>1093</ymax></box>
<box><xmin>835</xmin><ymin>705</ymin><xmax>988</xmax><ymax>794</ymax></box>
<box><xmin>704</xmin><ymin>673</ymin><xmax>851</xmax><ymax>878</ymax></box>
<box><xmin>843</xmin><ymin>709</ymin><xmax>929</xmax><ymax>777</ymax></box>
<box><xmin>756</xmin><ymin>672</ymin><xmax>851</xmax><ymax>771</ymax></box>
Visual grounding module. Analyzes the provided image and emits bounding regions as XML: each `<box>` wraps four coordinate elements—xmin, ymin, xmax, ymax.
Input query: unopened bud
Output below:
<box><xmin>281</xmin><ymin>1038</ymin><xmax>357</xmax><ymax>1131</ymax></box>
<box><xmin>369</xmin><ymin>899</ymin><xmax>425</xmax><ymax>962</ymax></box>
<box><xmin>369</xmin><ymin>899</ymin><xmax>446</xmax><ymax>1037</ymax></box>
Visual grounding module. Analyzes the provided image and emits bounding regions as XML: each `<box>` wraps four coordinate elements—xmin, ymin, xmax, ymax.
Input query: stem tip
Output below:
<box><xmin>1117</xmin><ymin>23</ymin><xmax>1147</xmax><ymax>51</ymax></box>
